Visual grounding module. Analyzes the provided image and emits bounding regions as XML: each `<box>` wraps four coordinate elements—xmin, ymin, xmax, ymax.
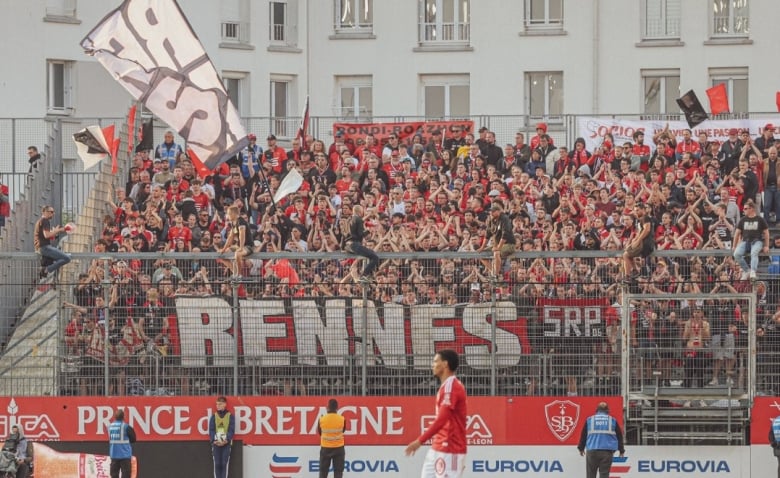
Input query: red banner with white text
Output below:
<box><xmin>333</xmin><ymin>120</ymin><xmax>474</xmax><ymax>146</ymax></box>
<box><xmin>0</xmin><ymin>396</ymin><xmax>621</xmax><ymax>446</ymax></box>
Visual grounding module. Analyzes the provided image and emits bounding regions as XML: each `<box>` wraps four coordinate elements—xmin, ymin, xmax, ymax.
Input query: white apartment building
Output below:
<box><xmin>0</xmin><ymin>0</ymin><xmax>775</xmax><ymax>125</ymax></box>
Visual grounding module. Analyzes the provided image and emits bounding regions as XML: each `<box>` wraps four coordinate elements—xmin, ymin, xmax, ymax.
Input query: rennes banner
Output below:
<box><xmin>155</xmin><ymin>297</ymin><xmax>612</xmax><ymax>369</ymax></box>
<box><xmin>0</xmin><ymin>396</ymin><xmax>620</xmax><ymax>446</ymax></box>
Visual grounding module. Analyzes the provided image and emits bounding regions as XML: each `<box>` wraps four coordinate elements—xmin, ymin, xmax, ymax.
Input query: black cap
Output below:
<box><xmin>267</xmin><ymin>134</ymin><xmax>277</xmax><ymax>140</ymax></box>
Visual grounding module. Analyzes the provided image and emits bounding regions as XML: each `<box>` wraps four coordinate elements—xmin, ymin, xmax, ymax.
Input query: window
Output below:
<box><xmin>47</xmin><ymin>60</ymin><xmax>73</xmax><ymax>114</ymax></box>
<box><xmin>641</xmin><ymin>71</ymin><xmax>680</xmax><ymax>115</ymax></box>
<box><xmin>270</xmin><ymin>78</ymin><xmax>292</xmax><ymax>137</ymax></box>
<box><xmin>419</xmin><ymin>0</ymin><xmax>470</xmax><ymax>44</ymax></box>
<box><xmin>642</xmin><ymin>0</ymin><xmax>680</xmax><ymax>40</ymax></box>
<box><xmin>220</xmin><ymin>0</ymin><xmax>251</xmax><ymax>47</ymax></box>
<box><xmin>270</xmin><ymin>2</ymin><xmax>287</xmax><ymax>41</ymax></box>
<box><xmin>524</xmin><ymin>0</ymin><xmax>563</xmax><ymax>31</ymax></box>
<box><xmin>223</xmin><ymin>72</ymin><xmax>248</xmax><ymax>115</ymax></box>
<box><xmin>421</xmin><ymin>75</ymin><xmax>470</xmax><ymax>119</ymax></box>
<box><xmin>269</xmin><ymin>0</ymin><xmax>299</xmax><ymax>47</ymax></box>
<box><xmin>44</xmin><ymin>0</ymin><xmax>79</xmax><ymax>23</ymax></box>
<box><xmin>526</xmin><ymin>72</ymin><xmax>563</xmax><ymax>119</ymax></box>
<box><xmin>336</xmin><ymin>76</ymin><xmax>373</xmax><ymax>119</ymax></box>
<box><xmin>712</xmin><ymin>0</ymin><xmax>749</xmax><ymax>36</ymax></box>
<box><xmin>710</xmin><ymin>68</ymin><xmax>748</xmax><ymax>114</ymax></box>
<box><xmin>335</xmin><ymin>0</ymin><xmax>373</xmax><ymax>31</ymax></box>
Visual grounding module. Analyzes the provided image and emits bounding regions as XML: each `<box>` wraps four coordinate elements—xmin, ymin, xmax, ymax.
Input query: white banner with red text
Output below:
<box><xmin>576</xmin><ymin>116</ymin><xmax>780</xmax><ymax>152</ymax></box>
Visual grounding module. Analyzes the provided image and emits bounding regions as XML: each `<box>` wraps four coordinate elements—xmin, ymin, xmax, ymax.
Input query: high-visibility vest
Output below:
<box><xmin>319</xmin><ymin>413</ymin><xmax>345</xmax><ymax>448</ymax></box>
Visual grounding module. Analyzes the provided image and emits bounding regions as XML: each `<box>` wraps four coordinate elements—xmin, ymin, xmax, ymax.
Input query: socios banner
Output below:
<box><xmin>0</xmin><ymin>396</ymin><xmax>618</xmax><ymax>445</ymax></box>
<box><xmin>247</xmin><ymin>445</ymin><xmax>752</xmax><ymax>478</ymax></box>
<box><xmin>576</xmin><ymin>116</ymin><xmax>780</xmax><ymax>152</ymax></box>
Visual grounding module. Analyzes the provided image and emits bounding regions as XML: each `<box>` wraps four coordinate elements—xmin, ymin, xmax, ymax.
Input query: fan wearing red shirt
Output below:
<box><xmin>675</xmin><ymin>129</ymin><xmax>701</xmax><ymax>161</ymax></box>
<box><xmin>264</xmin><ymin>134</ymin><xmax>287</xmax><ymax>174</ymax></box>
<box><xmin>189</xmin><ymin>179</ymin><xmax>211</xmax><ymax>212</ymax></box>
<box><xmin>405</xmin><ymin>349</ymin><xmax>467</xmax><ymax>478</ymax></box>
<box><xmin>167</xmin><ymin>213</ymin><xmax>192</xmax><ymax>250</ymax></box>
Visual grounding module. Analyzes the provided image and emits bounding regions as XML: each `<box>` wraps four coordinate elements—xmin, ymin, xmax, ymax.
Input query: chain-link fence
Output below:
<box><xmin>0</xmin><ymin>250</ymin><xmax>776</xmax><ymax>402</ymax></box>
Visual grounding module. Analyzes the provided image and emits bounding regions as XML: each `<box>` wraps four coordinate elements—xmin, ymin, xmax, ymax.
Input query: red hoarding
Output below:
<box><xmin>0</xmin><ymin>396</ymin><xmax>621</xmax><ymax>446</ymax></box>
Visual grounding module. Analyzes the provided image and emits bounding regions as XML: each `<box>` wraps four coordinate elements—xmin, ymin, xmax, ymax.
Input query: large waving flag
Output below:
<box><xmin>81</xmin><ymin>0</ymin><xmax>248</xmax><ymax>170</ymax></box>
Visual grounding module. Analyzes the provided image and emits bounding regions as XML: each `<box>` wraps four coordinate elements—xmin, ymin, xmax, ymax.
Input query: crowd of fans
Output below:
<box><xmin>56</xmin><ymin>122</ymin><xmax>780</xmax><ymax>397</ymax></box>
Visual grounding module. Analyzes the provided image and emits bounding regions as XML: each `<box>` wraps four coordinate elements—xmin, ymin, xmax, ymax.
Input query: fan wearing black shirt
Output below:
<box><xmin>220</xmin><ymin>205</ymin><xmax>252</xmax><ymax>279</ymax></box>
<box><xmin>622</xmin><ymin>203</ymin><xmax>654</xmax><ymax>282</ymax></box>
<box><xmin>481</xmin><ymin>202</ymin><xmax>516</xmax><ymax>280</ymax></box>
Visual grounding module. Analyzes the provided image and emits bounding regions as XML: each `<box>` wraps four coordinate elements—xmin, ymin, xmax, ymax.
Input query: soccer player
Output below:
<box><xmin>405</xmin><ymin>349</ymin><xmax>467</xmax><ymax>478</ymax></box>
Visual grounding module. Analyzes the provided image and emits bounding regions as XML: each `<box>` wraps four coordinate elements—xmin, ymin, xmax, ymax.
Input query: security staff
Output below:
<box><xmin>209</xmin><ymin>396</ymin><xmax>235</xmax><ymax>478</ymax></box>
<box><xmin>577</xmin><ymin>402</ymin><xmax>624</xmax><ymax>478</ymax></box>
<box><xmin>770</xmin><ymin>414</ymin><xmax>780</xmax><ymax>478</ymax></box>
<box><xmin>108</xmin><ymin>409</ymin><xmax>136</xmax><ymax>478</ymax></box>
<box><xmin>317</xmin><ymin>398</ymin><xmax>346</xmax><ymax>478</ymax></box>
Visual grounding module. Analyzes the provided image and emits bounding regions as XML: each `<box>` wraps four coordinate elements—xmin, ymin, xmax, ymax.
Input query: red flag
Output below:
<box><xmin>706</xmin><ymin>83</ymin><xmax>730</xmax><ymax>115</ymax></box>
<box><xmin>296</xmin><ymin>95</ymin><xmax>310</xmax><ymax>151</ymax></box>
<box><xmin>186</xmin><ymin>147</ymin><xmax>210</xmax><ymax>179</ymax></box>
<box><xmin>776</xmin><ymin>92</ymin><xmax>780</xmax><ymax>112</ymax></box>
<box><xmin>101</xmin><ymin>125</ymin><xmax>118</xmax><ymax>174</ymax></box>
<box><xmin>126</xmin><ymin>105</ymin><xmax>137</xmax><ymax>154</ymax></box>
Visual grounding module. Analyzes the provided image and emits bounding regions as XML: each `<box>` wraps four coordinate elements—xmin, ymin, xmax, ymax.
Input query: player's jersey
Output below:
<box><xmin>427</xmin><ymin>375</ymin><xmax>467</xmax><ymax>454</ymax></box>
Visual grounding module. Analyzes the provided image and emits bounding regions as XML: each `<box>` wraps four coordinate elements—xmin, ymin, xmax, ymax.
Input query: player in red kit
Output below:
<box><xmin>405</xmin><ymin>349</ymin><xmax>467</xmax><ymax>478</ymax></box>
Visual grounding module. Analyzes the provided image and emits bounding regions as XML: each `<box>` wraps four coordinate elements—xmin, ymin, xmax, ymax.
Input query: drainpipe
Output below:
<box><xmin>592</xmin><ymin>0</ymin><xmax>600</xmax><ymax>113</ymax></box>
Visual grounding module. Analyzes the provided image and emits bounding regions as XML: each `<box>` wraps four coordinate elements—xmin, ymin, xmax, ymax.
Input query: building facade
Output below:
<box><xmin>0</xmin><ymin>0</ymin><xmax>774</xmax><ymax>125</ymax></box>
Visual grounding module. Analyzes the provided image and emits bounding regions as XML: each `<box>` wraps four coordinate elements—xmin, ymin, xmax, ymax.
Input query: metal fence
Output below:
<box><xmin>0</xmin><ymin>249</ymin><xmax>776</xmax><ymax>403</ymax></box>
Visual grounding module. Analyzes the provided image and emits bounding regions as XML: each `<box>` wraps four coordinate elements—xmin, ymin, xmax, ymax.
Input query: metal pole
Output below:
<box><xmin>231</xmin><ymin>279</ymin><xmax>240</xmax><ymax>396</ymax></box>
<box><xmin>620</xmin><ymin>288</ymin><xmax>630</xmax><ymax>427</ymax></box>
<box><xmin>361</xmin><ymin>286</ymin><xmax>368</xmax><ymax>397</ymax></box>
<box><xmin>102</xmin><ymin>258</ymin><xmax>111</xmax><ymax>396</ymax></box>
<box><xmin>748</xmin><ymin>291</ymin><xmax>756</xmax><ymax>406</ymax></box>
<box><xmin>489</xmin><ymin>284</ymin><xmax>497</xmax><ymax>396</ymax></box>
<box><xmin>11</xmin><ymin>119</ymin><xmax>16</xmax><ymax>175</ymax></box>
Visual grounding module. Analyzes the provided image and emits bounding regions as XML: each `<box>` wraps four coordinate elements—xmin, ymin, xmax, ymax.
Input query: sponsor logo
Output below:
<box><xmin>435</xmin><ymin>458</ymin><xmax>446</xmax><ymax>475</ymax></box>
<box><xmin>421</xmin><ymin>414</ymin><xmax>493</xmax><ymax>445</ymax></box>
<box><xmin>637</xmin><ymin>459</ymin><xmax>731</xmax><ymax>473</ymax></box>
<box><xmin>0</xmin><ymin>398</ymin><xmax>60</xmax><ymax>440</ymax></box>
<box><xmin>270</xmin><ymin>453</ymin><xmax>301</xmax><ymax>478</ymax></box>
<box><xmin>309</xmin><ymin>459</ymin><xmax>399</xmax><ymax>473</ymax></box>
<box><xmin>544</xmin><ymin>399</ymin><xmax>580</xmax><ymax>442</ymax></box>
<box><xmin>611</xmin><ymin>456</ymin><xmax>631</xmax><ymax>478</ymax></box>
<box><xmin>472</xmin><ymin>459</ymin><xmax>564</xmax><ymax>473</ymax></box>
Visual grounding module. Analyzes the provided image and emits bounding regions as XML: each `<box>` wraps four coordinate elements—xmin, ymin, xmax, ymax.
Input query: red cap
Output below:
<box><xmin>765</xmin><ymin>123</ymin><xmax>775</xmax><ymax>131</ymax></box>
<box><xmin>728</xmin><ymin>128</ymin><xmax>738</xmax><ymax>135</ymax></box>
<box><xmin>536</xmin><ymin>122</ymin><xmax>548</xmax><ymax>132</ymax></box>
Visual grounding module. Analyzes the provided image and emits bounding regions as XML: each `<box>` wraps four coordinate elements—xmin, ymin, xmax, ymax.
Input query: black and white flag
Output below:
<box><xmin>81</xmin><ymin>0</ymin><xmax>247</xmax><ymax>169</ymax></box>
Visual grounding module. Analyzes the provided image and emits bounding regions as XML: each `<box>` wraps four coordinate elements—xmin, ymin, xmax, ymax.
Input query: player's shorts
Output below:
<box><xmin>420</xmin><ymin>449</ymin><xmax>466</xmax><ymax>478</ymax></box>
